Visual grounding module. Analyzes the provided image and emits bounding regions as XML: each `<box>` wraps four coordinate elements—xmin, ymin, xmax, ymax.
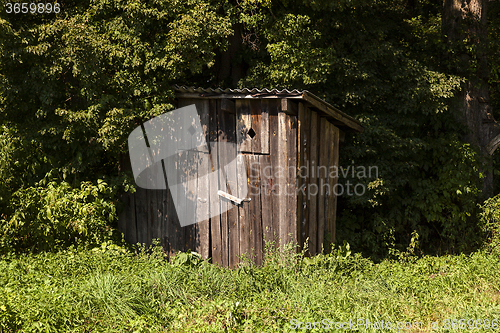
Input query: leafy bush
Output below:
<box><xmin>479</xmin><ymin>194</ymin><xmax>500</xmax><ymax>250</ymax></box>
<box><xmin>338</xmin><ymin>132</ymin><xmax>483</xmax><ymax>257</ymax></box>
<box><xmin>237</xmin><ymin>0</ymin><xmax>486</xmax><ymax>256</ymax></box>
<box><xmin>0</xmin><ymin>125</ymin><xmax>42</xmax><ymax>215</ymax></box>
<box><xmin>0</xmin><ymin>179</ymin><xmax>124</xmax><ymax>253</ymax></box>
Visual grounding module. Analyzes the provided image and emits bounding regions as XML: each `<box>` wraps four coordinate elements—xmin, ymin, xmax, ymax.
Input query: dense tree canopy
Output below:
<box><xmin>1</xmin><ymin>0</ymin><xmax>499</xmax><ymax>256</ymax></box>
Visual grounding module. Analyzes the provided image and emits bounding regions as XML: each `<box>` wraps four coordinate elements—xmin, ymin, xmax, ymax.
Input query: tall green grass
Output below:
<box><xmin>0</xmin><ymin>242</ymin><xmax>499</xmax><ymax>332</ymax></box>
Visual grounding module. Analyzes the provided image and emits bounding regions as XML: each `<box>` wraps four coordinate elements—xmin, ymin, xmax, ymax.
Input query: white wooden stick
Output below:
<box><xmin>217</xmin><ymin>190</ymin><xmax>250</xmax><ymax>205</ymax></box>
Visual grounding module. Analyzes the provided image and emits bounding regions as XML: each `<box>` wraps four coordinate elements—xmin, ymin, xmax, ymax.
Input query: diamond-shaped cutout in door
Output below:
<box><xmin>248</xmin><ymin>128</ymin><xmax>256</xmax><ymax>139</ymax></box>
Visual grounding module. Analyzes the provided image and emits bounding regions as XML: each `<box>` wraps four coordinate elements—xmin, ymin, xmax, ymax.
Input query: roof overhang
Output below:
<box><xmin>173</xmin><ymin>85</ymin><xmax>364</xmax><ymax>133</ymax></box>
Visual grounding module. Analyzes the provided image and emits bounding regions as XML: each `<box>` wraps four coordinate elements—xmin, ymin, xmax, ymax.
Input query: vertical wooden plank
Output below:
<box><xmin>176</xmin><ymin>97</ymin><xmax>211</xmax><ymax>253</ymax></box>
<box><xmin>260</xmin><ymin>99</ymin><xmax>270</xmax><ymax>154</ymax></box>
<box><xmin>166</xmin><ymin>163</ymin><xmax>183</xmax><ymax>258</ymax></box>
<box><xmin>148</xmin><ymin>189</ymin><xmax>158</xmax><ymax>248</ymax></box>
<box><xmin>219</xmin><ymin>101</ymin><xmax>238</xmax><ymax>267</ymax></box>
<box><xmin>259</xmin><ymin>154</ymin><xmax>273</xmax><ymax>255</ymax></box>
<box><xmin>248</xmin><ymin>154</ymin><xmax>263</xmax><ymax>265</ymax></box>
<box><xmin>128</xmin><ymin>194</ymin><xmax>138</xmax><ymax>245</ymax></box>
<box><xmin>170</xmin><ymin>98</ymin><xmax>203</xmax><ymax>252</ymax></box>
<box><xmin>135</xmin><ymin>187</ymin><xmax>148</xmax><ymax>247</ymax></box>
<box><xmin>236</xmin><ymin>99</ymin><xmax>252</xmax><ymax>153</ymax></box>
<box><xmin>175</xmin><ymin>98</ymin><xmax>192</xmax><ymax>252</ymax></box>
<box><xmin>209</xmin><ymin>99</ymin><xmax>222</xmax><ymax>265</ymax></box>
<box><xmin>324</xmin><ymin>122</ymin><xmax>333</xmax><ymax>251</ymax></box>
<box><xmin>281</xmin><ymin>99</ymin><xmax>298</xmax><ymax>116</ymax></box>
<box><xmin>317</xmin><ymin>117</ymin><xmax>330</xmax><ymax>254</ymax></box>
<box><xmin>286</xmin><ymin>113</ymin><xmax>297</xmax><ymax>249</ymax></box>
<box><xmin>175</xmin><ymin>99</ymin><xmax>188</xmax><ymax>254</ymax></box>
<box><xmin>196</xmin><ymin>99</ymin><xmax>210</xmax><ymax>259</ymax></box>
<box><xmin>308</xmin><ymin>110</ymin><xmax>319</xmax><ymax>256</ymax></box>
<box><xmin>296</xmin><ymin>103</ymin><xmax>305</xmax><ymax>249</ymax></box>
<box><xmin>183</xmin><ymin>128</ymin><xmax>199</xmax><ymax>252</ymax></box>
<box><xmin>327</xmin><ymin>123</ymin><xmax>340</xmax><ymax>246</ymax></box>
<box><xmin>238</xmin><ymin>155</ymin><xmax>251</xmax><ymax>263</ymax></box>
<box><xmin>146</xmin><ymin>190</ymin><xmax>152</xmax><ymax>248</ymax></box>
<box><xmin>117</xmin><ymin>194</ymin><xmax>127</xmax><ymax>240</ymax></box>
<box><xmin>268</xmin><ymin>100</ymin><xmax>280</xmax><ymax>248</ymax></box>
<box><xmin>277</xmin><ymin>111</ymin><xmax>288</xmax><ymax>250</ymax></box>
<box><xmin>118</xmin><ymin>192</ymin><xmax>138</xmax><ymax>245</ymax></box>
<box><xmin>157</xmin><ymin>190</ymin><xmax>164</xmax><ymax>248</ymax></box>
<box><xmin>250</xmin><ymin>99</ymin><xmax>262</xmax><ymax>153</ymax></box>
<box><xmin>159</xmin><ymin>187</ymin><xmax>168</xmax><ymax>251</ymax></box>
<box><xmin>301</xmin><ymin>107</ymin><xmax>312</xmax><ymax>252</ymax></box>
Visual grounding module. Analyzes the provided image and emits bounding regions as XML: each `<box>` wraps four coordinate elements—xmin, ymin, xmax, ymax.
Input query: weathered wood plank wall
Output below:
<box><xmin>295</xmin><ymin>105</ymin><xmax>339</xmax><ymax>255</ymax></box>
<box><xmin>117</xmin><ymin>98</ymin><xmax>340</xmax><ymax>265</ymax></box>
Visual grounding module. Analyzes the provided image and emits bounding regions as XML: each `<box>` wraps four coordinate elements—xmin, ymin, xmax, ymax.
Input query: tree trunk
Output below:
<box><xmin>215</xmin><ymin>23</ymin><xmax>245</xmax><ymax>87</ymax></box>
<box><xmin>443</xmin><ymin>0</ymin><xmax>500</xmax><ymax>197</ymax></box>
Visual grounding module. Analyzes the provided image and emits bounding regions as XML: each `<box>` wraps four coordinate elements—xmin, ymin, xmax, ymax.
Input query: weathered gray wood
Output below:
<box><xmin>281</xmin><ymin>99</ymin><xmax>298</xmax><ymax>116</ymax></box>
<box><xmin>260</xmin><ymin>100</ymin><xmax>270</xmax><ymax>154</ymax></box>
<box><xmin>118</xmin><ymin>192</ymin><xmax>137</xmax><ymax>245</ymax></box>
<box><xmin>324</xmin><ymin>121</ymin><xmax>334</xmax><ymax>250</ymax></box>
<box><xmin>165</xmin><ymin>148</ymin><xmax>184</xmax><ymax>258</ymax></box>
<box><xmin>247</xmin><ymin>154</ymin><xmax>262</xmax><ymax>265</ymax></box>
<box><xmin>269</xmin><ymin>100</ymin><xmax>280</xmax><ymax>248</ymax></box>
<box><xmin>219</xmin><ymin>103</ymin><xmax>238</xmax><ymax>267</ymax></box>
<box><xmin>119</xmin><ymin>92</ymin><xmax>349</xmax><ymax>266</ymax></box>
<box><xmin>163</xmin><ymin>100</ymin><xmax>181</xmax><ymax>256</ymax></box>
<box><xmin>209</xmin><ymin>99</ymin><xmax>222</xmax><ymax>265</ymax></box>
<box><xmin>302</xmin><ymin>107</ymin><xmax>312</xmax><ymax>252</ymax></box>
<box><xmin>308</xmin><ymin>110</ymin><xmax>319</xmax><ymax>256</ymax></box>
<box><xmin>296</xmin><ymin>103</ymin><xmax>305</xmax><ymax>248</ymax></box>
<box><xmin>221</xmin><ymin>98</ymin><xmax>235</xmax><ymax>114</ymax></box>
<box><xmin>301</xmin><ymin>92</ymin><xmax>364</xmax><ymax>133</ymax></box>
<box><xmin>148</xmin><ymin>189</ymin><xmax>158</xmax><ymax>248</ymax></box>
<box><xmin>339</xmin><ymin>129</ymin><xmax>345</xmax><ymax>143</ymax></box>
<box><xmin>238</xmin><ymin>155</ymin><xmax>251</xmax><ymax>263</ymax></box>
<box><xmin>135</xmin><ymin>187</ymin><xmax>149</xmax><ymax>247</ymax></box>
<box><xmin>286</xmin><ymin>113</ymin><xmax>297</xmax><ymax>248</ymax></box>
<box><xmin>175</xmin><ymin>98</ymin><xmax>194</xmax><ymax>253</ymax></box>
<box><xmin>179</xmin><ymin>148</ymin><xmax>192</xmax><ymax>253</ymax></box>
<box><xmin>196</xmin><ymin>99</ymin><xmax>210</xmax><ymax>259</ymax></box>
<box><xmin>129</xmin><ymin>194</ymin><xmax>138</xmax><ymax>245</ymax></box>
<box><xmin>158</xmin><ymin>190</ymin><xmax>165</xmax><ymax>247</ymax></box>
<box><xmin>236</xmin><ymin>100</ymin><xmax>252</xmax><ymax>153</ymax></box>
<box><xmin>174</xmin><ymin>90</ymin><xmax>364</xmax><ymax>134</ymax></box>
<box><xmin>250</xmin><ymin>100</ymin><xmax>262</xmax><ymax>153</ymax></box>
<box><xmin>117</xmin><ymin>194</ymin><xmax>127</xmax><ymax>239</ymax></box>
<box><xmin>327</xmin><ymin>122</ymin><xmax>340</xmax><ymax>245</ymax></box>
<box><xmin>259</xmin><ymin>154</ymin><xmax>273</xmax><ymax>253</ymax></box>
<box><xmin>277</xmin><ymin>111</ymin><xmax>288</xmax><ymax>250</ymax></box>
<box><xmin>159</xmin><ymin>187</ymin><xmax>168</xmax><ymax>250</ymax></box>
<box><xmin>182</xmin><ymin>99</ymin><xmax>200</xmax><ymax>252</ymax></box>
<box><xmin>317</xmin><ymin>117</ymin><xmax>329</xmax><ymax>253</ymax></box>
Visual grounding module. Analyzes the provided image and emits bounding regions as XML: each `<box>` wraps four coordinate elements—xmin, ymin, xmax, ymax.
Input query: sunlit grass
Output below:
<box><xmin>0</xmin><ymin>242</ymin><xmax>499</xmax><ymax>332</ymax></box>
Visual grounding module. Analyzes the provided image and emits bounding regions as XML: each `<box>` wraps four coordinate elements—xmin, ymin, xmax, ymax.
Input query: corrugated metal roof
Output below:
<box><xmin>173</xmin><ymin>85</ymin><xmax>304</xmax><ymax>96</ymax></box>
<box><xmin>173</xmin><ymin>85</ymin><xmax>364</xmax><ymax>133</ymax></box>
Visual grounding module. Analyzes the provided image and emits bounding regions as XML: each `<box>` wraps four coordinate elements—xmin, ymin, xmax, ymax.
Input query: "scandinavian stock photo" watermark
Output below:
<box><xmin>248</xmin><ymin>161</ymin><xmax>378</xmax><ymax>198</ymax></box>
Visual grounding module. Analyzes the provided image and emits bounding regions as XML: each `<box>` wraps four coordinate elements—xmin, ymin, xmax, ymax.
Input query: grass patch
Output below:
<box><xmin>0</xmin><ymin>242</ymin><xmax>499</xmax><ymax>332</ymax></box>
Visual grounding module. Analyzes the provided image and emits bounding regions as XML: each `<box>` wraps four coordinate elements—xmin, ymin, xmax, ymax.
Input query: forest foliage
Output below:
<box><xmin>1</xmin><ymin>0</ymin><xmax>500</xmax><ymax>256</ymax></box>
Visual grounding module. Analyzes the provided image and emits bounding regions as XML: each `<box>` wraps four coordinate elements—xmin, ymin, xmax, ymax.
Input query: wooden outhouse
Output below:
<box><xmin>118</xmin><ymin>86</ymin><xmax>363</xmax><ymax>266</ymax></box>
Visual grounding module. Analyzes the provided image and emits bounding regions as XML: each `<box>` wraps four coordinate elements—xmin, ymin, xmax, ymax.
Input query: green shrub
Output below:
<box><xmin>0</xmin><ymin>125</ymin><xmax>41</xmax><ymax>215</ymax></box>
<box><xmin>479</xmin><ymin>194</ymin><xmax>500</xmax><ymax>250</ymax></box>
<box><xmin>0</xmin><ymin>293</ymin><xmax>19</xmax><ymax>332</ymax></box>
<box><xmin>0</xmin><ymin>179</ymin><xmax>123</xmax><ymax>253</ymax></box>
